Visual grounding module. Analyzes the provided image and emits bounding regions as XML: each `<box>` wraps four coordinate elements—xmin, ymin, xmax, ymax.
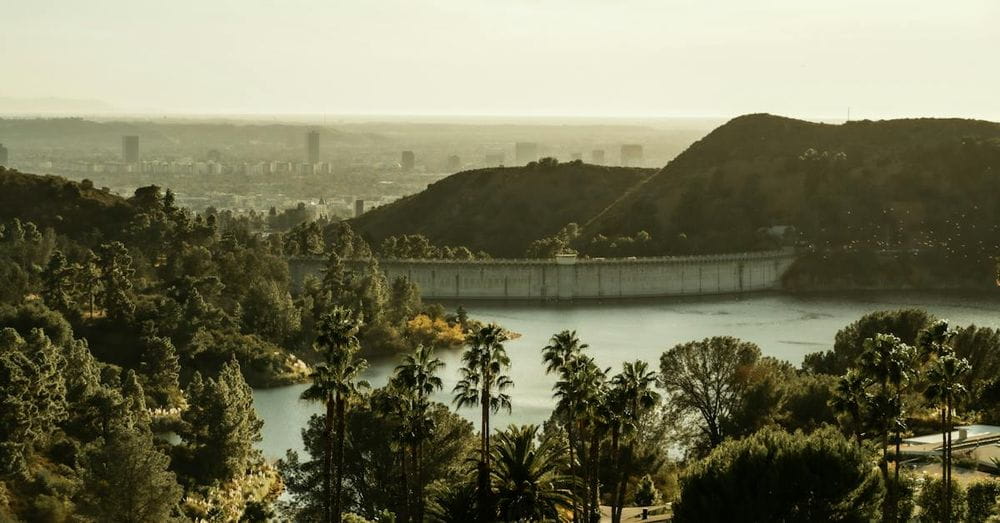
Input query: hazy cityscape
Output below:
<box><xmin>2</xmin><ymin>1</ymin><xmax>999</xmax><ymax>522</ymax></box>
<box><xmin>0</xmin><ymin>116</ymin><xmax>715</xmax><ymax>221</ymax></box>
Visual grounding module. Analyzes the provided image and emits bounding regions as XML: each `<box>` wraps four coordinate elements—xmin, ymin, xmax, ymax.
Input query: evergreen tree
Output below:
<box><xmin>0</xmin><ymin>328</ymin><xmax>68</xmax><ymax>475</ymax></box>
<box><xmin>41</xmin><ymin>250</ymin><xmax>77</xmax><ymax>315</ymax></box>
<box><xmin>139</xmin><ymin>334</ymin><xmax>183</xmax><ymax>407</ymax></box>
<box><xmin>78</xmin><ymin>427</ymin><xmax>183</xmax><ymax>523</ymax></box>
<box><xmin>78</xmin><ymin>250</ymin><xmax>102</xmax><ymax>319</ymax></box>
<box><xmin>97</xmin><ymin>241</ymin><xmax>135</xmax><ymax>321</ymax></box>
<box><xmin>181</xmin><ymin>359</ymin><xmax>263</xmax><ymax>482</ymax></box>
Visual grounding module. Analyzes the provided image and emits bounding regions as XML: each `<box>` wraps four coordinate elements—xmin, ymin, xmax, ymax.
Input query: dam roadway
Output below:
<box><xmin>287</xmin><ymin>249</ymin><xmax>797</xmax><ymax>301</ymax></box>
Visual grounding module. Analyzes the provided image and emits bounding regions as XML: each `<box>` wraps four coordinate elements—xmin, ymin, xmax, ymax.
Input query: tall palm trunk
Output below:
<box><xmin>894</xmin><ymin>392</ymin><xmax>901</xmax><ymax>491</ymax></box>
<box><xmin>579</xmin><ymin>424</ymin><xmax>591</xmax><ymax>522</ymax></box>
<box><xmin>479</xmin><ymin>386</ymin><xmax>494</xmax><ymax>523</ymax></box>
<box><xmin>608</xmin><ymin>429</ymin><xmax>621</xmax><ymax>523</ymax></box>
<box><xmin>416</xmin><ymin>440</ymin><xmax>425</xmax><ymax>523</ymax></box>
<box><xmin>879</xmin><ymin>431</ymin><xmax>892</xmax><ymax>523</ymax></box>
<box><xmin>325</xmin><ymin>397</ymin><xmax>334</xmax><ymax>523</ymax></box>
<box><xmin>399</xmin><ymin>445</ymin><xmax>409</xmax><ymax>523</ymax></box>
<box><xmin>946</xmin><ymin>397</ymin><xmax>953</xmax><ymax>523</ymax></box>
<box><xmin>334</xmin><ymin>395</ymin><xmax>346</xmax><ymax>523</ymax></box>
<box><xmin>615</xmin><ymin>444</ymin><xmax>633</xmax><ymax>523</ymax></box>
<box><xmin>940</xmin><ymin>406</ymin><xmax>947</xmax><ymax>521</ymax></box>
<box><xmin>567</xmin><ymin>423</ymin><xmax>579</xmax><ymax>523</ymax></box>
<box><xmin>589</xmin><ymin>429</ymin><xmax>600</xmax><ymax>523</ymax></box>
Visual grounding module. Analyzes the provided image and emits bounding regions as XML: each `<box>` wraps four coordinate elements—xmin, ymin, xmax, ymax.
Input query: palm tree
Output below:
<box><xmin>491</xmin><ymin>425</ymin><xmax>576</xmax><ymax>522</ymax></box>
<box><xmin>453</xmin><ymin>323</ymin><xmax>513</xmax><ymax>523</ymax></box>
<box><xmin>924</xmin><ymin>353</ymin><xmax>971</xmax><ymax>523</ymax></box>
<box><xmin>392</xmin><ymin>344</ymin><xmax>445</xmax><ymax>522</ymax></box>
<box><xmin>830</xmin><ymin>369</ymin><xmax>869</xmax><ymax>443</ymax></box>
<box><xmin>608</xmin><ymin>361</ymin><xmax>660</xmax><ymax>523</ymax></box>
<box><xmin>858</xmin><ymin>333</ymin><xmax>914</xmax><ymax>522</ymax></box>
<box><xmin>542</xmin><ymin>330</ymin><xmax>587</xmax><ymax>522</ymax></box>
<box><xmin>426</xmin><ymin>482</ymin><xmax>479</xmax><ymax>523</ymax></box>
<box><xmin>301</xmin><ymin>307</ymin><xmax>370</xmax><ymax>523</ymax></box>
<box><xmin>553</xmin><ymin>355</ymin><xmax>607</xmax><ymax>523</ymax></box>
<box><xmin>916</xmin><ymin>320</ymin><xmax>956</xmax><ymax>482</ymax></box>
<box><xmin>543</xmin><ymin>330</ymin><xmax>588</xmax><ymax>374</ymax></box>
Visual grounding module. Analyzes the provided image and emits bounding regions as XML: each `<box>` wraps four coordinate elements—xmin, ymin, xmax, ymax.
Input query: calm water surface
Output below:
<box><xmin>253</xmin><ymin>291</ymin><xmax>1000</xmax><ymax>459</ymax></box>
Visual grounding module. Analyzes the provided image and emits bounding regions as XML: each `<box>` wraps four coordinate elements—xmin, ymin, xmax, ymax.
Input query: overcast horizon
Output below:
<box><xmin>3</xmin><ymin>0</ymin><xmax>999</xmax><ymax>121</ymax></box>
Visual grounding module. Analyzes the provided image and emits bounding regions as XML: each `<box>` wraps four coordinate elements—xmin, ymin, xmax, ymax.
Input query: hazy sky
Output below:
<box><xmin>3</xmin><ymin>0</ymin><xmax>999</xmax><ymax>120</ymax></box>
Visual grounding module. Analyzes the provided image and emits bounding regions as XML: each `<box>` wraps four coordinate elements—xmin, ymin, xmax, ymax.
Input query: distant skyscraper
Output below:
<box><xmin>570</xmin><ymin>152</ymin><xmax>583</xmax><ymax>161</ymax></box>
<box><xmin>515</xmin><ymin>142</ymin><xmax>538</xmax><ymax>165</ymax></box>
<box><xmin>122</xmin><ymin>135</ymin><xmax>139</xmax><ymax>163</ymax></box>
<box><xmin>446</xmin><ymin>155</ymin><xmax>461</xmax><ymax>171</ymax></box>
<box><xmin>355</xmin><ymin>199</ymin><xmax>365</xmax><ymax>217</ymax></box>
<box><xmin>620</xmin><ymin>144</ymin><xmax>644</xmax><ymax>167</ymax></box>
<box><xmin>307</xmin><ymin>130</ymin><xmax>320</xmax><ymax>164</ymax></box>
<box><xmin>401</xmin><ymin>150</ymin><xmax>415</xmax><ymax>171</ymax></box>
<box><xmin>591</xmin><ymin>149</ymin><xmax>605</xmax><ymax>165</ymax></box>
<box><xmin>485</xmin><ymin>153</ymin><xmax>505</xmax><ymax>167</ymax></box>
<box><xmin>0</xmin><ymin>144</ymin><xmax>7</xmax><ymax>166</ymax></box>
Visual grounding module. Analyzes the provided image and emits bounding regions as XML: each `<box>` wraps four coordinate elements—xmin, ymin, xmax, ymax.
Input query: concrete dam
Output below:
<box><xmin>288</xmin><ymin>249</ymin><xmax>798</xmax><ymax>301</ymax></box>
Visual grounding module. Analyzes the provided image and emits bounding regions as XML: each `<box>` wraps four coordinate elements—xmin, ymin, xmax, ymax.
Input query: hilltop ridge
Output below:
<box><xmin>349</xmin><ymin>161</ymin><xmax>655</xmax><ymax>257</ymax></box>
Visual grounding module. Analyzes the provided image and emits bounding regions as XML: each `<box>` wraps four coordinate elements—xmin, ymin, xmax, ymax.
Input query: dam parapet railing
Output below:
<box><xmin>287</xmin><ymin>248</ymin><xmax>798</xmax><ymax>301</ymax></box>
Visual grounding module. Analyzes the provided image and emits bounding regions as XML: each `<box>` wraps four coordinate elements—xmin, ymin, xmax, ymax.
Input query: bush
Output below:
<box><xmin>673</xmin><ymin>426</ymin><xmax>882</xmax><ymax>522</ymax></box>
<box><xmin>634</xmin><ymin>474</ymin><xmax>661</xmax><ymax>506</ymax></box>
<box><xmin>966</xmin><ymin>479</ymin><xmax>1000</xmax><ymax>523</ymax></box>
<box><xmin>916</xmin><ymin>476</ymin><xmax>966</xmax><ymax>523</ymax></box>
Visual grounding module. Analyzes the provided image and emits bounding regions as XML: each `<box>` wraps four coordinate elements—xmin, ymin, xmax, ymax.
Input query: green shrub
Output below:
<box><xmin>966</xmin><ymin>479</ymin><xmax>1000</xmax><ymax>523</ymax></box>
<box><xmin>634</xmin><ymin>474</ymin><xmax>662</xmax><ymax>506</ymax></box>
<box><xmin>917</xmin><ymin>476</ymin><xmax>966</xmax><ymax>523</ymax></box>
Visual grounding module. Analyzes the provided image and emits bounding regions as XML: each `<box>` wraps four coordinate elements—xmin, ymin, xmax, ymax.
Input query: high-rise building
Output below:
<box><xmin>0</xmin><ymin>144</ymin><xmax>8</xmax><ymax>166</ymax></box>
<box><xmin>570</xmin><ymin>152</ymin><xmax>583</xmax><ymax>162</ymax></box>
<box><xmin>591</xmin><ymin>149</ymin><xmax>605</xmax><ymax>165</ymax></box>
<box><xmin>355</xmin><ymin>199</ymin><xmax>365</xmax><ymax>217</ymax></box>
<box><xmin>515</xmin><ymin>142</ymin><xmax>538</xmax><ymax>165</ymax></box>
<box><xmin>446</xmin><ymin>155</ymin><xmax>461</xmax><ymax>171</ymax></box>
<box><xmin>620</xmin><ymin>144</ymin><xmax>644</xmax><ymax>167</ymax></box>
<box><xmin>401</xmin><ymin>150</ymin><xmax>415</xmax><ymax>171</ymax></box>
<box><xmin>307</xmin><ymin>130</ymin><xmax>320</xmax><ymax>164</ymax></box>
<box><xmin>122</xmin><ymin>135</ymin><xmax>139</xmax><ymax>163</ymax></box>
<box><xmin>485</xmin><ymin>153</ymin><xmax>505</xmax><ymax>167</ymax></box>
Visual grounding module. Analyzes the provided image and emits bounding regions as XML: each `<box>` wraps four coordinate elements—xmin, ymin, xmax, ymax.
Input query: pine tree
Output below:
<box><xmin>78</xmin><ymin>427</ymin><xmax>183</xmax><ymax>523</ymax></box>
<box><xmin>41</xmin><ymin>250</ymin><xmax>77</xmax><ymax>314</ymax></box>
<box><xmin>0</xmin><ymin>328</ymin><xmax>68</xmax><ymax>475</ymax></box>
<box><xmin>98</xmin><ymin>241</ymin><xmax>135</xmax><ymax>321</ymax></box>
<box><xmin>78</xmin><ymin>250</ymin><xmax>102</xmax><ymax>319</ymax></box>
<box><xmin>182</xmin><ymin>359</ymin><xmax>263</xmax><ymax>482</ymax></box>
<box><xmin>139</xmin><ymin>334</ymin><xmax>182</xmax><ymax>407</ymax></box>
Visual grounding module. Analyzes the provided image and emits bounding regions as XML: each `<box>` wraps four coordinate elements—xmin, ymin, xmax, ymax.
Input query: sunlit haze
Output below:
<box><xmin>3</xmin><ymin>0</ymin><xmax>999</xmax><ymax>120</ymax></box>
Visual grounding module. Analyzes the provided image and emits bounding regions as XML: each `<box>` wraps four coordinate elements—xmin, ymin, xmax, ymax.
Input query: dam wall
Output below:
<box><xmin>288</xmin><ymin>249</ymin><xmax>797</xmax><ymax>301</ymax></box>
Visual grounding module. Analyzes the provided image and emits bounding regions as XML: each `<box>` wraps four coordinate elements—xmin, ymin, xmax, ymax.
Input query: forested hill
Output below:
<box><xmin>0</xmin><ymin>168</ymin><xmax>137</xmax><ymax>239</ymax></box>
<box><xmin>585</xmin><ymin>113</ymin><xmax>1000</xmax><ymax>255</ymax></box>
<box><xmin>348</xmin><ymin>160</ymin><xmax>655</xmax><ymax>257</ymax></box>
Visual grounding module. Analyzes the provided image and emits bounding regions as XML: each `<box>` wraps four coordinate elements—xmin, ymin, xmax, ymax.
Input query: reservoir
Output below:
<box><xmin>252</xmin><ymin>291</ymin><xmax>1000</xmax><ymax>460</ymax></box>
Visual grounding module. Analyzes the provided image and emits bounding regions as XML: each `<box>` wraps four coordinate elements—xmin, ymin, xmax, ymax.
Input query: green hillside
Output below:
<box><xmin>349</xmin><ymin>160</ymin><xmax>655</xmax><ymax>257</ymax></box>
<box><xmin>586</xmin><ymin>113</ymin><xmax>1000</xmax><ymax>255</ymax></box>
<box><xmin>0</xmin><ymin>167</ymin><xmax>137</xmax><ymax>240</ymax></box>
